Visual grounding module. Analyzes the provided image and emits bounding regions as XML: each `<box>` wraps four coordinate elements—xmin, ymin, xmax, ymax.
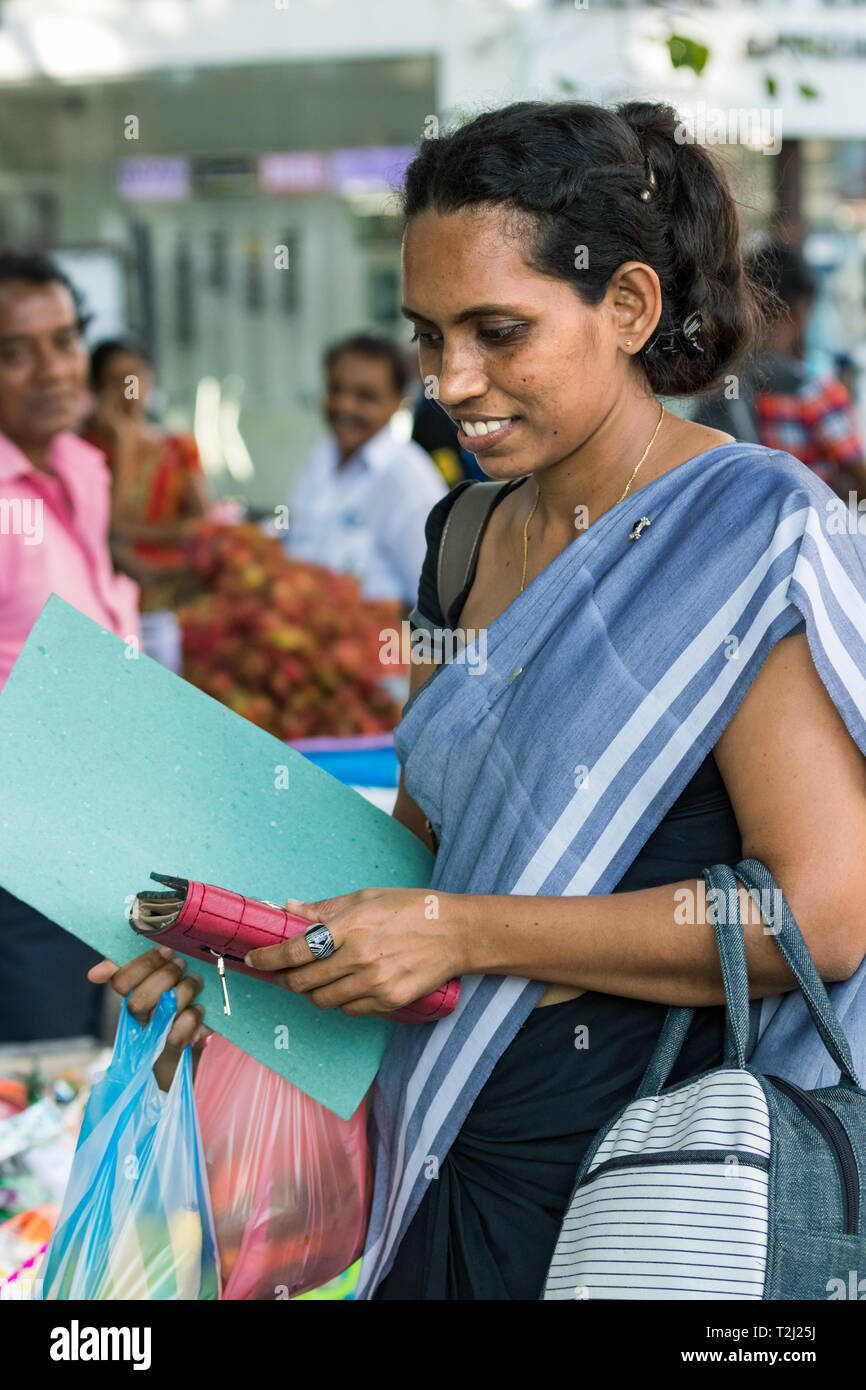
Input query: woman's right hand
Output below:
<box><xmin>90</xmin><ymin>391</ymin><xmax>134</xmax><ymax>438</ymax></box>
<box><xmin>88</xmin><ymin>946</ymin><xmax>210</xmax><ymax>1091</ymax></box>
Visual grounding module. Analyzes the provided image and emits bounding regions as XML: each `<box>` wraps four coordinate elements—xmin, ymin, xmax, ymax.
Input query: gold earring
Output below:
<box><xmin>625</xmin><ymin>340</ymin><xmax>633</xmax><ymax>349</ymax></box>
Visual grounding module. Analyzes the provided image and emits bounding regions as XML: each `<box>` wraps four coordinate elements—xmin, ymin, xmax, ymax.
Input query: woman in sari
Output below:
<box><xmin>82</xmin><ymin>338</ymin><xmax>211</xmax><ymax>671</ymax></box>
<box><xmin>87</xmin><ymin>100</ymin><xmax>866</xmax><ymax>1300</ymax></box>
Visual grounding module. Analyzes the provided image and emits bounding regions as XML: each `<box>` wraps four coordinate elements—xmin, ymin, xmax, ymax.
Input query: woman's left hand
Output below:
<box><xmin>244</xmin><ymin>888</ymin><xmax>472</xmax><ymax>1016</ymax></box>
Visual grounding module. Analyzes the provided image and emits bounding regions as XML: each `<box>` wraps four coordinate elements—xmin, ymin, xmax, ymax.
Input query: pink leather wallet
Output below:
<box><xmin>129</xmin><ymin>872</ymin><xmax>461</xmax><ymax>1024</ymax></box>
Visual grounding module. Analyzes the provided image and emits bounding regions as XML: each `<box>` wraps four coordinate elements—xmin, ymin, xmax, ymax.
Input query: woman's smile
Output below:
<box><xmin>454</xmin><ymin>415</ymin><xmax>520</xmax><ymax>450</ymax></box>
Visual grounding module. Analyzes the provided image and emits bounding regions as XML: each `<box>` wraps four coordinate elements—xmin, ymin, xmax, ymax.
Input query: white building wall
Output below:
<box><xmin>2</xmin><ymin>0</ymin><xmax>865</xmax><ymax>139</ymax></box>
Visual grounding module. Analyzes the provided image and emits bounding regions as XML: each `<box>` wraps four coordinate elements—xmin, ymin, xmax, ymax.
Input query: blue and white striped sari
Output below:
<box><xmin>355</xmin><ymin>442</ymin><xmax>866</xmax><ymax>1298</ymax></box>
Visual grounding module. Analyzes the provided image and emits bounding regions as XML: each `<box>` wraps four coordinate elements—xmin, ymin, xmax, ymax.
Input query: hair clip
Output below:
<box><xmin>643</xmin><ymin>311</ymin><xmax>704</xmax><ymax>361</ymax></box>
<box><xmin>680</xmin><ymin>311</ymin><xmax>704</xmax><ymax>355</ymax></box>
<box><xmin>639</xmin><ymin>163</ymin><xmax>657</xmax><ymax>201</ymax></box>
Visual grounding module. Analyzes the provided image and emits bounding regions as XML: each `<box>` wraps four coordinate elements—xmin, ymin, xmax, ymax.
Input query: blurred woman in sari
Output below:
<box><xmin>82</xmin><ymin>338</ymin><xmax>212</xmax><ymax>671</ymax></box>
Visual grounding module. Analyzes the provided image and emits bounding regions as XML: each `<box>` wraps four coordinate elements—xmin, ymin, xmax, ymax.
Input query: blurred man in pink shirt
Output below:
<box><xmin>0</xmin><ymin>249</ymin><xmax>140</xmax><ymax>1041</ymax></box>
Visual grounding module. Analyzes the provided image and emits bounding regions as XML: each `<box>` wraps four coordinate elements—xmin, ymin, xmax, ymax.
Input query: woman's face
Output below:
<box><xmin>402</xmin><ymin>205</ymin><xmax>643</xmax><ymax>480</ymax></box>
<box><xmin>96</xmin><ymin>351</ymin><xmax>153</xmax><ymax>415</ymax></box>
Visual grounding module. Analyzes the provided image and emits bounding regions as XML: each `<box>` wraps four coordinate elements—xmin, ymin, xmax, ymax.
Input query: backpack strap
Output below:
<box><xmin>436</xmin><ymin>479</ymin><xmax>514</xmax><ymax>626</ymax></box>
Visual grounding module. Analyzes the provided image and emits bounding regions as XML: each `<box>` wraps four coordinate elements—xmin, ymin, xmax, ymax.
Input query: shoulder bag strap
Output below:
<box><xmin>735</xmin><ymin>857</ymin><xmax>860</xmax><ymax>1086</ymax></box>
<box><xmin>635</xmin><ymin>861</ymin><xmax>749</xmax><ymax>1098</ymax></box>
<box><xmin>436</xmin><ymin>479</ymin><xmax>514</xmax><ymax>627</ymax></box>
<box><xmin>636</xmin><ymin>857</ymin><xmax>861</xmax><ymax>1098</ymax></box>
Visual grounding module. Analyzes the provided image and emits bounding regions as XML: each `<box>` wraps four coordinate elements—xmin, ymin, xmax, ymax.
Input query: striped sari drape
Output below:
<box><xmin>355</xmin><ymin>443</ymin><xmax>866</xmax><ymax>1298</ymax></box>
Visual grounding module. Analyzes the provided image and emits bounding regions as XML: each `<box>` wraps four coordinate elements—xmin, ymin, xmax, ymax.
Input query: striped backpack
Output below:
<box><xmin>543</xmin><ymin>858</ymin><xmax>866</xmax><ymax>1301</ymax></box>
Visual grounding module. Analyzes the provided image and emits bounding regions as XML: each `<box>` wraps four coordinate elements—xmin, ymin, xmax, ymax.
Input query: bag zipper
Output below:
<box><xmin>581</xmin><ymin>1147</ymin><xmax>770</xmax><ymax>1188</ymax></box>
<box><xmin>767</xmin><ymin>1074</ymin><xmax>860</xmax><ymax>1235</ymax></box>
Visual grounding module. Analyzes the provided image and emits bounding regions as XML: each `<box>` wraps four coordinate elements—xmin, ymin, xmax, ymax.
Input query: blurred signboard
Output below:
<box><xmin>258</xmin><ymin>151</ymin><xmax>331</xmax><ymax>193</ymax></box>
<box><xmin>192</xmin><ymin>156</ymin><xmax>257</xmax><ymax>197</ymax></box>
<box><xmin>117</xmin><ymin>146</ymin><xmax>416</xmax><ymax>204</ymax></box>
<box><xmin>116</xmin><ymin>157</ymin><xmax>190</xmax><ymax>202</ymax></box>
<box><xmin>534</xmin><ymin>0</ymin><xmax>866</xmax><ymax>138</ymax></box>
<box><xmin>331</xmin><ymin>146</ymin><xmax>415</xmax><ymax>193</ymax></box>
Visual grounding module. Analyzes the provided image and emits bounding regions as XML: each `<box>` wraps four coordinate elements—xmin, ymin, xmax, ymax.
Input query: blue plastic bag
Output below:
<box><xmin>39</xmin><ymin>991</ymin><xmax>220</xmax><ymax>1300</ymax></box>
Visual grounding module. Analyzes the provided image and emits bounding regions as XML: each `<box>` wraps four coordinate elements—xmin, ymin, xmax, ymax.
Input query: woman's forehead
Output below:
<box><xmin>403</xmin><ymin>204</ymin><xmax>525</xmax><ymax>262</ymax></box>
<box><xmin>107</xmin><ymin>351</ymin><xmax>146</xmax><ymax>369</ymax></box>
<box><xmin>402</xmin><ymin>207</ymin><xmax>541</xmax><ymax>312</ymax></box>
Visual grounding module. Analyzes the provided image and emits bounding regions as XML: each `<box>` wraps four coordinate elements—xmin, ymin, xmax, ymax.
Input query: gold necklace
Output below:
<box><xmin>520</xmin><ymin>402</ymin><xmax>666</xmax><ymax>593</ymax></box>
<box><xmin>520</xmin><ymin>488</ymin><xmax>541</xmax><ymax>594</ymax></box>
<box><xmin>616</xmin><ymin>401</ymin><xmax>666</xmax><ymax>505</ymax></box>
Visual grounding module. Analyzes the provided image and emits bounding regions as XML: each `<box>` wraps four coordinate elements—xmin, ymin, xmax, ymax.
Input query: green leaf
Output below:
<box><xmin>556</xmin><ymin>76</ymin><xmax>578</xmax><ymax>94</ymax></box>
<box><xmin>764</xmin><ymin>74</ymin><xmax>778</xmax><ymax>97</ymax></box>
<box><xmin>798</xmin><ymin>83</ymin><xmax>819</xmax><ymax>100</ymax></box>
<box><xmin>667</xmin><ymin>34</ymin><xmax>710</xmax><ymax>75</ymax></box>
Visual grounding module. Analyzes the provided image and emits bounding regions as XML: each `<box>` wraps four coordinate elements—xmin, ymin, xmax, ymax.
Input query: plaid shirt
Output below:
<box><xmin>752</xmin><ymin>355</ymin><xmax>863</xmax><ymax>481</ymax></box>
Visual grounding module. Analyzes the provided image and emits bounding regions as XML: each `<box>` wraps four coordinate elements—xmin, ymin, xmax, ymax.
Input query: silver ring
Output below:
<box><xmin>305</xmin><ymin>923</ymin><xmax>335</xmax><ymax>960</ymax></box>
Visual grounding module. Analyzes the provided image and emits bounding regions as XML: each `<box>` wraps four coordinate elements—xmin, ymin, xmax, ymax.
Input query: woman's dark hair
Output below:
<box><xmin>402</xmin><ymin>100</ymin><xmax>767</xmax><ymax>397</ymax></box>
<box><xmin>89</xmin><ymin>337</ymin><xmax>152</xmax><ymax>390</ymax></box>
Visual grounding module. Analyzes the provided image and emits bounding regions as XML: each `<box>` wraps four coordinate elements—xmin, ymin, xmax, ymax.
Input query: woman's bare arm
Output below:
<box><xmin>182</xmin><ymin>465</ymin><xmax>212</xmax><ymax>521</ymax></box>
<box><xmin>462</xmin><ymin>632</ymin><xmax>866</xmax><ymax>1001</ymax></box>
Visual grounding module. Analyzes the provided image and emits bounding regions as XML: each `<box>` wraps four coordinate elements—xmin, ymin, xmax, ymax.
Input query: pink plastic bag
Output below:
<box><xmin>194</xmin><ymin>1035</ymin><xmax>372</xmax><ymax>1300</ymax></box>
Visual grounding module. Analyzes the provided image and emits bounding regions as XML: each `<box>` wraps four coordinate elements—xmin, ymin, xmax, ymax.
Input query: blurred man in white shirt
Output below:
<box><xmin>285</xmin><ymin>334</ymin><xmax>446</xmax><ymax>607</ymax></box>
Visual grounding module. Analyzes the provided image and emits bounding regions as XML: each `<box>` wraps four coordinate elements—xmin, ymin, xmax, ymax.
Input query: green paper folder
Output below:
<box><xmin>0</xmin><ymin>596</ymin><xmax>433</xmax><ymax>1119</ymax></box>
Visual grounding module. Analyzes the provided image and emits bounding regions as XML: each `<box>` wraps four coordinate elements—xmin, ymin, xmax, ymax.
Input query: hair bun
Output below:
<box><xmin>614</xmin><ymin>100</ymin><xmax>765</xmax><ymax>394</ymax></box>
